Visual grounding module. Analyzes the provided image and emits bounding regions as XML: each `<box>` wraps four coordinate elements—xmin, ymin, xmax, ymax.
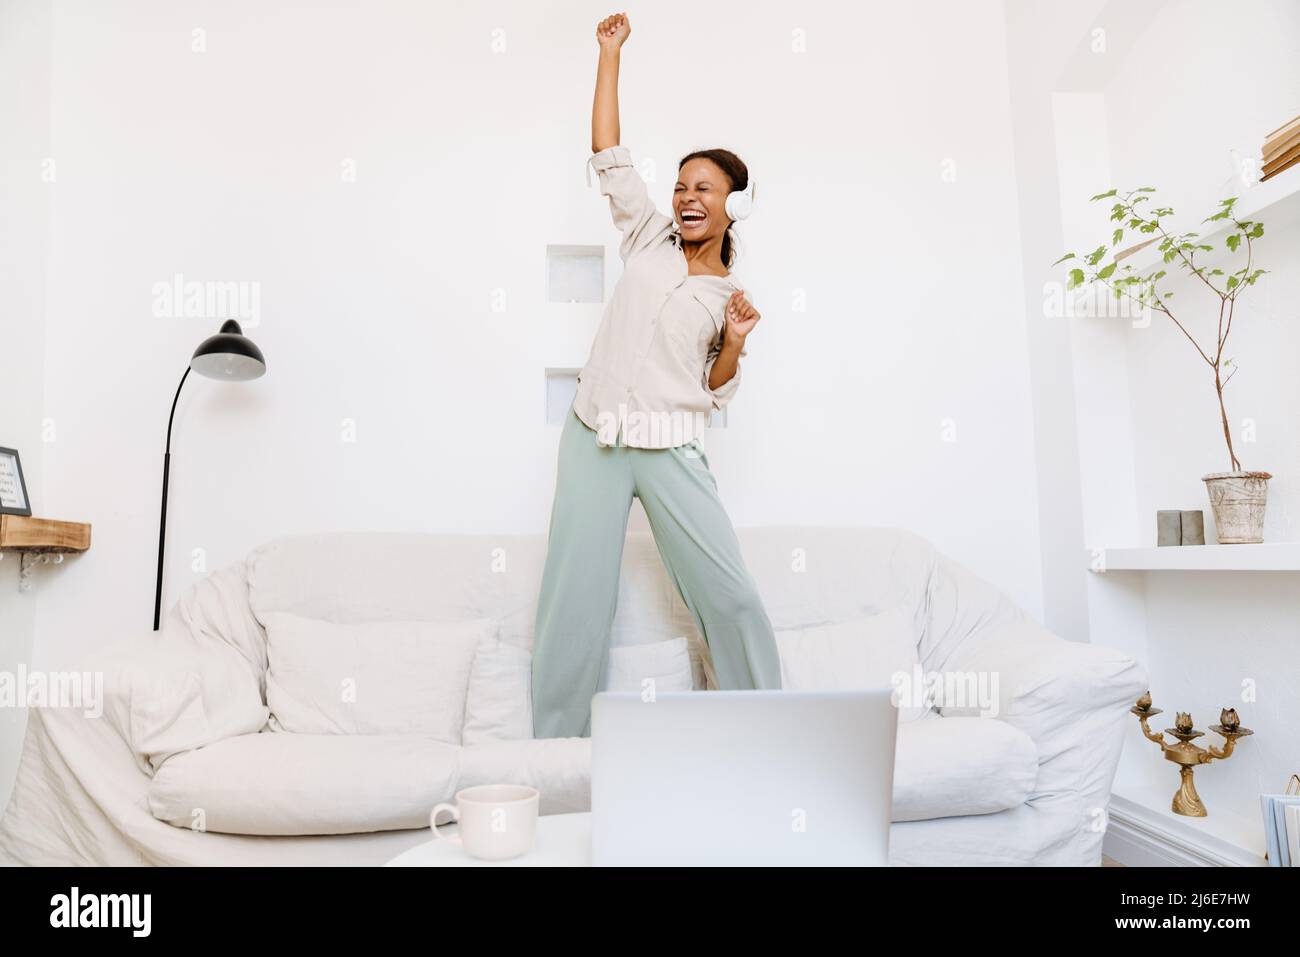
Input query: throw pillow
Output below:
<box><xmin>262</xmin><ymin>612</ymin><xmax>495</xmax><ymax>744</ymax></box>
<box><xmin>603</xmin><ymin>636</ymin><xmax>695</xmax><ymax>695</ymax></box>
<box><xmin>462</xmin><ymin>637</ymin><xmax>534</xmax><ymax>743</ymax></box>
<box><xmin>774</xmin><ymin>607</ymin><xmax>928</xmax><ymax>721</ymax></box>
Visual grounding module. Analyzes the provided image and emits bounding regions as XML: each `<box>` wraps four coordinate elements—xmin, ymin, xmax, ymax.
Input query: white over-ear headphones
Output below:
<box><xmin>725</xmin><ymin>177</ymin><xmax>755</xmax><ymax>221</ymax></box>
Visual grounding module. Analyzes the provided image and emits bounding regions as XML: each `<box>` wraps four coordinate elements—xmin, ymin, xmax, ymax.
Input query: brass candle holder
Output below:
<box><xmin>1131</xmin><ymin>691</ymin><xmax>1253</xmax><ymax>817</ymax></box>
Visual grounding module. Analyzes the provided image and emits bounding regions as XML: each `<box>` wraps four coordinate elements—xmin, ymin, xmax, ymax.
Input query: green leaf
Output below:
<box><xmin>1226</xmin><ymin>276</ymin><xmax>1239</xmax><ymax>290</ymax></box>
<box><xmin>1112</xmin><ymin>228</ymin><xmax>1124</xmax><ymax>246</ymax></box>
<box><xmin>1090</xmin><ymin>189</ymin><xmax>1118</xmax><ymax>201</ymax></box>
<box><xmin>1086</xmin><ymin>245</ymin><xmax>1108</xmax><ymax>266</ymax></box>
<box><xmin>1052</xmin><ymin>252</ymin><xmax>1077</xmax><ymax>266</ymax></box>
<box><xmin>1067</xmin><ymin>268</ymin><xmax>1086</xmax><ymax>290</ymax></box>
<box><xmin>1249</xmin><ymin>223</ymin><xmax>1264</xmax><ymax>238</ymax></box>
<box><xmin>1204</xmin><ymin>210</ymin><xmax>1230</xmax><ymax>222</ymax></box>
<box><xmin>1225</xmin><ymin>234</ymin><xmax>1241</xmax><ymax>252</ymax></box>
<box><xmin>1136</xmin><ymin>187</ymin><xmax>1156</xmax><ymax>192</ymax></box>
<box><xmin>1098</xmin><ymin>262</ymin><xmax>1117</xmax><ymax>279</ymax></box>
<box><xmin>1220</xmin><ymin>197</ymin><xmax>1238</xmax><ymax>207</ymax></box>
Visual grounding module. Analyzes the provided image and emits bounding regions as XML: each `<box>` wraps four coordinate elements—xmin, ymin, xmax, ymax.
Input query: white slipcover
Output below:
<box><xmin>0</xmin><ymin>526</ymin><xmax>1146</xmax><ymax>866</ymax></box>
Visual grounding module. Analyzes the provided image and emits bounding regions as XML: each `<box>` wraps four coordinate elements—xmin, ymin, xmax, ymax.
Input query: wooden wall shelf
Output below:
<box><xmin>0</xmin><ymin>515</ymin><xmax>92</xmax><ymax>553</ymax></box>
<box><xmin>0</xmin><ymin>516</ymin><xmax>91</xmax><ymax>592</ymax></box>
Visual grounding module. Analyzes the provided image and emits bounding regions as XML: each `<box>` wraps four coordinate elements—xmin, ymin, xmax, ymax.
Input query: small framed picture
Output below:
<box><xmin>0</xmin><ymin>447</ymin><xmax>32</xmax><ymax>517</ymax></box>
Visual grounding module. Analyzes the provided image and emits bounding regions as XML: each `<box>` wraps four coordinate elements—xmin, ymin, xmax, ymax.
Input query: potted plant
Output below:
<box><xmin>1055</xmin><ymin>187</ymin><xmax>1271</xmax><ymax>543</ymax></box>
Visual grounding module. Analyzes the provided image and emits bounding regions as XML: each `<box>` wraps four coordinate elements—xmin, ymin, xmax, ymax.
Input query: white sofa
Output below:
<box><xmin>0</xmin><ymin>526</ymin><xmax>1146</xmax><ymax>866</ymax></box>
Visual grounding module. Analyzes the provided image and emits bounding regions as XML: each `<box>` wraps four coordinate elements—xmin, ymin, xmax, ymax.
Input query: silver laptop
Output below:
<box><xmin>590</xmin><ymin>689</ymin><xmax>897</xmax><ymax>866</ymax></box>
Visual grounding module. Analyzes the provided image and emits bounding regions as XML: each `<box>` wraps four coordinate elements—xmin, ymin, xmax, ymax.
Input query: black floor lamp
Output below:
<box><xmin>154</xmin><ymin>319</ymin><xmax>266</xmax><ymax>631</ymax></box>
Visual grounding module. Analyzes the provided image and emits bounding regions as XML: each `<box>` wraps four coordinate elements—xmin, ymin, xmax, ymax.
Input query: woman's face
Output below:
<box><xmin>673</xmin><ymin>158</ymin><xmax>732</xmax><ymax>243</ymax></box>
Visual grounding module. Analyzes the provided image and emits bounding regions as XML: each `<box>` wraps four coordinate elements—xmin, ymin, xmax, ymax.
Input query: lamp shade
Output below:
<box><xmin>190</xmin><ymin>319</ymin><xmax>266</xmax><ymax>381</ymax></box>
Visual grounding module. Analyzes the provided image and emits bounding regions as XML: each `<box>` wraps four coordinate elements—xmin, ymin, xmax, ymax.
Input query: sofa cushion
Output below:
<box><xmin>242</xmin><ymin>527</ymin><xmax>946</xmax><ymax>680</ymax></box>
<box><xmin>892</xmin><ymin>716</ymin><xmax>1037</xmax><ymax>821</ymax></box>
<box><xmin>262</xmin><ymin>612</ymin><xmax>495</xmax><ymax>743</ymax></box>
<box><xmin>462</xmin><ymin>636</ymin><xmax>697</xmax><ymax>746</ymax></box>
<box><xmin>462</xmin><ymin>638</ymin><xmax>533</xmax><ymax>744</ymax></box>
<box><xmin>149</xmin><ymin>732</ymin><xmax>461</xmax><ymax>835</ymax></box>
<box><xmin>604</xmin><ymin>637</ymin><xmax>694</xmax><ymax>694</ymax></box>
<box><xmin>147</xmin><ymin>714</ymin><xmax>1037</xmax><ymax>835</ymax></box>
<box><xmin>775</xmin><ymin>607</ymin><xmax>928</xmax><ymax>721</ymax></box>
<box><xmin>148</xmin><ymin>732</ymin><xmax>592</xmax><ymax>835</ymax></box>
<box><xmin>243</xmin><ymin>531</ymin><xmax>697</xmax><ymax>654</ymax></box>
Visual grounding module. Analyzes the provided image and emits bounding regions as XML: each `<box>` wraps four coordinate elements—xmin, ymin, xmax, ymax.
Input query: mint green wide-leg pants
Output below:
<box><xmin>531</xmin><ymin>406</ymin><xmax>783</xmax><ymax>740</ymax></box>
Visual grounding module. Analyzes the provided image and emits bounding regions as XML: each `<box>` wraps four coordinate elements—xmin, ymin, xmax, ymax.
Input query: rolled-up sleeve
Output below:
<box><xmin>586</xmin><ymin>145</ymin><xmax>675</xmax><ymax>263</ymax></box>
<box><xmin>703</xmin><ymin>335</ymin><xmax>747</xmax><ymax>411</ymax></box>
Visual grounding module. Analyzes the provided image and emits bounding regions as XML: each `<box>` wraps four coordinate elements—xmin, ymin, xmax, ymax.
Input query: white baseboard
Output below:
<box><xmin>1104</xmin><ymin>793</ymin><xmax>1266</xmax><ymax>867</ymax></box>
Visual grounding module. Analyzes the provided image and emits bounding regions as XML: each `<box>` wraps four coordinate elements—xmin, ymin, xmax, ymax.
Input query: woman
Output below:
<box><xmin>531</xmin><ymin>12</ymin><xmax>782</xmax><ymax>740</ymax></box>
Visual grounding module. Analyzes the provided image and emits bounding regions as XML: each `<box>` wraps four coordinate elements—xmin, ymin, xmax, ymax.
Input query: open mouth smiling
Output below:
<box><xmin>679</xmin><ymin>208</ymin><xmax>707</xmax><ymax>230</ymax></box>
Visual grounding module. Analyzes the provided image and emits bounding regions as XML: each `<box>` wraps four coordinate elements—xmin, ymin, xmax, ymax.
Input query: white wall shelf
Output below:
<box><xmin>1089</xmin><ymin>542</ymin><xmax>1300</xmax><ymax>572</ymax></box>
<box><xmin>546</xmin><ymin>245</ymin><xmax>604</xmax><ymax>304</ymax></box>
<box><xmin>1115</xmin><ymin>170</ymin><xmax>1300</xmax><ymax>272</ymax></box>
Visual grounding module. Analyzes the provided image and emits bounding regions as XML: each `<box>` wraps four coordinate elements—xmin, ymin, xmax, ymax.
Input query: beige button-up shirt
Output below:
<box><xmin>573</xmin><ymin>144</ymin><xmax>748</xmax><ymax>449</ymax></box>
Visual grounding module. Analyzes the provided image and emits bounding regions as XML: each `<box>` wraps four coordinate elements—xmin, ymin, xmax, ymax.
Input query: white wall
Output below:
<box><xmin>0</xmin><ymin>0</ymin><xmax>52</xmax><ymax>812</ymax></box>
<box><xmin>25</xmin><ymin>0</ymin><xmax>1044</xmax><ymax>676</ymax></box>
<box><xmin>1000</xmin><ymin>0</ymin><xmax>1112</xmax><ymax>642</ymax></box>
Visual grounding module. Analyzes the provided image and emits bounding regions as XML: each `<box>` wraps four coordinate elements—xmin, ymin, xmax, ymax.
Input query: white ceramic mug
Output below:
<box><xmin>430</xmin><ymin>784</ymin><xmax>540</xmax><ymax>860</ymax></box>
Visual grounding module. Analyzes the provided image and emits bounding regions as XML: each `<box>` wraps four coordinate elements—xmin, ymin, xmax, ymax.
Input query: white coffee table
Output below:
<box><xmin>385</xmin><ymin>811</ymin><xmax>592</xmax><ymax>867</ymax></box>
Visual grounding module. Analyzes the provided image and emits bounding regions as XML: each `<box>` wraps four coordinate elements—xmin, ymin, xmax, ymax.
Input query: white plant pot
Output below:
<box><xmin>1202</xmin><ymin>470</ymin><xmax>1272</xmax><ymax>544</ymax></box>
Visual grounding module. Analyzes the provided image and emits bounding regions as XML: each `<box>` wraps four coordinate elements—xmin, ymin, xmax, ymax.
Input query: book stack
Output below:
<box><xmin>1260</xmin><ymin>775</ymin><xmax>1300</xmax><ymax>866</ymax></box>
<box><xmin>1262</xmin><ymin>114</ymin><xmax>1300</xmax><ymax>182</ymax></box>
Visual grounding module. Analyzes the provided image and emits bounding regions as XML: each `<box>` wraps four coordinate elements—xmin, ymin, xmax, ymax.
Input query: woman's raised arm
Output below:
<box><xmin>592</xmin><ymin>13</ymin><xmax>630</xmax><ymax>153</ymax></box>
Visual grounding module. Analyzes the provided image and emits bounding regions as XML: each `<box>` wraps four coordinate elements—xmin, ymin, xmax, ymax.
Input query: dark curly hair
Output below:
<box><xmin>677</xmin><ymin>148</ymin><xmax>748</xmax><ymax>269</ymax></box>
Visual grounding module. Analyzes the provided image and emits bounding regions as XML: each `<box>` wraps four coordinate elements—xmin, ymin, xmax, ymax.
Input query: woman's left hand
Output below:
<box><xmin>723</xmin><ymin>289</ymin><xmax>761</xmax><ymax>345</ymax></box>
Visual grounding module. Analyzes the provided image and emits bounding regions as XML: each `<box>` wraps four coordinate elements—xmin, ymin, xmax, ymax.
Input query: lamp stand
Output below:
<box><xmin>154</xmin><ymin>366</ymin><xmax>191</xmax><ymax>631</ymax></box>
